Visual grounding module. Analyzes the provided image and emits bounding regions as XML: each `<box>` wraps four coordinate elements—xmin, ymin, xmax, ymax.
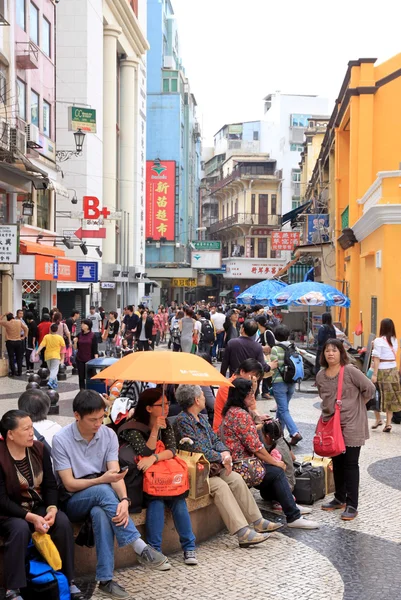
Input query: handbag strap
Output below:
<box><xmin>336</xmin><ymin>366</ymin><xmax>345</xmax><ymax>404</ymax></box>
<box><xmin>384</xmin><ymin>337</ymin><xmax>397</xmax><ymax>359</ymax></box>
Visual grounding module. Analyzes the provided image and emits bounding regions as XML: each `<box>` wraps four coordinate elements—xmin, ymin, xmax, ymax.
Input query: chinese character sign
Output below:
<box><xmin>271</xmin><ymin>231</ymin><xmax>300</xmax><ymax>251</ymax></box>
<box><xmin>0</xmin><ymin>225</ymin><xmax>19</xmax><ymax>264</ymax></box>
<box><xmin>146</xmin><ymin>161</ymin><xmax>176</xmax><ymax>240</ymax></box>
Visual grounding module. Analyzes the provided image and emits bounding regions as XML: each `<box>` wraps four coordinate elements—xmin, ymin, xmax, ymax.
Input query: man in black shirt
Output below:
<box><xmin>221</xmin><ymin>320</ymin><xmax>278</xmax><ymax>377</ymax></box>
<box><xmin>121</xmin><ymin>305</ymin><xmax>139</xmax><ymax>348</ymax></box>
<box><xmin>65</xmin><ymin>310</ymin><xmax>80</xmax><ymax>335</ymax></box>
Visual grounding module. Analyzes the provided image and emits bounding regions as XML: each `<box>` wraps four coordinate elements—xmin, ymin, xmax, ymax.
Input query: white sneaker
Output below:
<box><xmin>287</xmin><ymin>517</ymin><xmax>320</xmax><ymax>530</ymax></box>
<box><xmin>296</xmin><ymin>504</ymin><xmax>313</xmax><ymax>515</ymax></box>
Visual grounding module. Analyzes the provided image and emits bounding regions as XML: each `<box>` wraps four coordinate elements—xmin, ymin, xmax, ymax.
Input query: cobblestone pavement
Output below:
<box><xmin>0</xmin><ymin>352</ymin><xmax>400</xmax><ymax>600</ymax></box>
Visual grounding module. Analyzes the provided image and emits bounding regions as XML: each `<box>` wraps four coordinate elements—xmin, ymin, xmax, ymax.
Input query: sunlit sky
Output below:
<box><xmin>171</xmin><ymin>0</ymin><xmax>401</xmax><ymax>143</ymax></box>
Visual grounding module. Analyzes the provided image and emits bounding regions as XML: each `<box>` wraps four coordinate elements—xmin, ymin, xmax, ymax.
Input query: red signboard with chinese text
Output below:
<box><xmin>35</xmin><ymin>255</ymin><xmax>76</xmax><ymax>282</ymax></box>
<box><xmin>146</xmin><ymin>161</ymin><xmax>176</xmax><ymax>241</ymax></box>
<box><xmin>271</xmin><ymin>231</ymin><xmax>300</xmax><ymax>251</ymax></box>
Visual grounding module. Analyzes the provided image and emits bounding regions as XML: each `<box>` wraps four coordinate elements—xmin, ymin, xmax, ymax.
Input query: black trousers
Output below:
<box><xmin>0</xmin><ymin>508</ymin><xmax>75</xmax><ymax>590</ymax></box>
<box><xmin>138</xmin><ymin>340</ymin><xmax>150</xmax><ymax>351</ymax></box>
<box><xmin>332</xmin><ymin>446</ymin><xmax>361</xmax><ymax>509</ymax></box>
<box><xmin>76</xmin><ymin>358</ymin><xmax>86</xmax><ymax>390</ymax></box>
<box><xmin>6</xmin><ymin>340</ymin><xmax>24</xmax><ymax>375</ymax></box>
<box><xmin>198</xmin><ymin>341</ymin><xmax>212</xmax><ymax>355</ymax></box>
<box><xmin>25</xmin><ymin>347</ymin><xmax>34</xmax><ymax>371</ymax></box>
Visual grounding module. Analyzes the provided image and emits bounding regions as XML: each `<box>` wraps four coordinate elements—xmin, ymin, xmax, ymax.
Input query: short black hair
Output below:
<box><xmin>6</xmin><ymin>313</ymin><xmax>14</xmax><ymax>321</ymax></box>
<box><xmin>42</xmin><ymin>313</ymin><xmax>50</xmax><ymax>322</ymax></box>
<box><xmin>0</xmin><ymin>409</ymin><xmax>30</xmax><ymax>439</ymax></box>
<box><xmin>127</xmin><ymin>305</ymin><xmax>133</xmax><ymax>312</ymax></box>
<box><xmin>242</xmin><ymin>319</ymin><xmax>258</xmax><ymax>337</ymax></box>
<box><xmin>234</xmin><ymin>358</ymin><xmax>263</xmax><ymax>378</ymax></box>
<box><xmin>197</xmin><ymin>352</ymin><xmax>212</xmax><ymax>365</ymax></box>
<box><xmin>25</xmin><ymin>311</ymin><xmax>34</xmax><ymax>321</ymax></box>
<box><xmin>274</xmin><ymin>324</ymin><xmax>290</xmax><ymax>342</ymax></box>
<box><xmin>134</xmin><ymin>389</ymin><xmax>164</xmax><ymax>426</ymax></box>
<box><xmin>90</xmin><ymin>306</ymin><xmax>96</xmax><ymax>310</ymax></box>
<box><xmin>81</xmin><ymin>318</ymin><xmax>93</xmax><ymax>330</ymax></box>
<box><xmin>71</xmin><ymin>310</ymin><xmax>80</xmax><ymax>317</ymax></box>
<box><xmin>18</xmin><ymin>389</ymin><xmax>50</xmax><ymax>422</ymax></box>
<box><xmin>50</xmin><ymin>323</ymin><xmax>58</xmax><ymax>333</ymax></box>
<box><xmin>73</xmin><ymin>390</ymin><xmax>106</xmax><ymax>417</ymax></box>
<box><xmin>197</xmin><ymin>310</ymin><xmax>205</xmax><ymax>318</ymax></box>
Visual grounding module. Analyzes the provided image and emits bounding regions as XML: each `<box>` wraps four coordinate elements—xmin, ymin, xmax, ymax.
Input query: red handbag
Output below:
<box><xmin>142</xmin><ymin>440</ymin><xmax>189</xmax><ymax>497</ymax></box>
<box><xmin>313</xmin><ymin>366</ymin><xmax>346</xmax><ymax>457</ymax></box>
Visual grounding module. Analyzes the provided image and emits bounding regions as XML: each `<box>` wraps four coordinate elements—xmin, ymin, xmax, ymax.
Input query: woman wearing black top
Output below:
<box><xmin>315</xmin><ymin>313</ymin><xmax>336</xmax><ymax>375</ymax></box>
<box><xmin>104</xmin><ymin>311</ymin><xmax>120</xmax><ymax>357</ymax></box>
<box><xmin>0</xmin><ymin>410</ymin><xmax>83</xmax><ymax>600</ymax></box>
<box><xmin>256</xmin><ymin>315</ymin><xmax>276</xmax><ymax>399</ymax></box>
<box><xmin>135</xmin><ymin>310</ymin><xmax>154</xmax><ymax>351</ymax></box>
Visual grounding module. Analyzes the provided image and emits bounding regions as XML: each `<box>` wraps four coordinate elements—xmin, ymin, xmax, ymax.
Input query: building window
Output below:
<box><xmin>222</xmin><ymin>205</ymin><xmax>225</xmax><ymax>220</ymax></box>
<box><xmin>251</xmin><ymin>193</ymin><xmax>256</xmax><ymax>214</ymax></box>
<box><xmin>250</xmin><ymin>238</ymin><xmax>255</xmax><ymax>258</ymax></box>
<box><xmin>292</xmin><ymin>197</ymin><xmax>301</xmax><ymax>210</ymax></box>
<box><xmin>16</xmin><ymin>0</ymin><xmax>26</xmax><ymax>30</ymax></box>
<box><xmin>43</xmin><ymin>100</ymin><xmax>50</xmax><ymax>136</ymax></box>
<box><xmin>258</xmin><ymin>194</ymin><xmax>268</xmax><ymax>225</ymax></box>
<box><xmin>341</xmin><ymin>206</ymin><xmax>349</xmax><ymax>229</ymax></box>
<box><xmin>17</xmin><ymin>79</ymin><xmax>27</xmax><ymax>121</ymax></box>
<box><xmin>292</xmin><ymin>170</ymin><xmax>301</xmax><ymax>182</ymax></box>
<box><xmin>36</xmin><ymin>190</ymin><xmax>50</xmax><ymax>230</ymax></box>
<box><xmin>253</xmin><ymin>131</ymin><xmax>259</xmax><ymax>141</ymax></box>
<box><xmin>271</xmin><ymin>194</ymin><xmax>277</xmax><ymax>215</ymax></box>
<box><xmin>162</xmin><ymin>78</ymin><xmax>169</xmax><ymax>92</ymax></box>
<box><xmin>290</xmin><ymin>114</ymin><xmax>311</xmax><ymax>128</ymax></box>
<box><xmin>258</xmin><ymin>238</ymin><xmax>267</xmax><ymax>259</ymax></box>
<box><xmin>42</xmin><ymin>17</ymin><xmax>51</xmax><ymax>57</ymax></box>
<box><xmin>31</xmin><ymin>90</ymin><xmax>39</xmax><ymax>127</ymax></box>
<box><xmin>290</xmin><ymin>143</ymin><xmax>303</xmax><ymax>151</ymax></box>
<box><xmin>171</xmin><ymin>78</ymin><xmax>178</xmax><ymax>92</ymax></box>
<box><xmin>270</xmin><ymin>249</ymin><xmax>277</xmax><ymax>258</ymax></box>
<box><xmin>30</xmin><ymin>2</ymin><xmax>39</xmax><ymax>45</ymax></box>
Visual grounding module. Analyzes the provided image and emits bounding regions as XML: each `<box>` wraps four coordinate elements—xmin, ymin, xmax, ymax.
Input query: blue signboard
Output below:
<box><xmin>77</xmin><ymin>261</ymin><xmax>99</xmax><ymax>283</ymax></box>
<box><xmin>53</xmin><ymin>259</ymin><xmax>58</xmax><ymax>280</ymax></box>
<box><xmin>233</xmin><ymin>285</ymin><xmax>241</xmax><ymax>293</ymax></box>
<box><xmin>307</xmin><ymin>214</ymin><xmax>330</xmax><ymax>243</ymax></box>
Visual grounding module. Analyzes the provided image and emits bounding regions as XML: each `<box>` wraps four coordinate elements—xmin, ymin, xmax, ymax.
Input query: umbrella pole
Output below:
<box><xmin>162</xmin><ymin>383</ymin><xmax>165</xmax><ymax>418</ymax></box>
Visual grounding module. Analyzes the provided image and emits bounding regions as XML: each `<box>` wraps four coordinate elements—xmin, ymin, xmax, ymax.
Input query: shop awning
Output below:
<box><xmin>219</xmin><ymin>290</ymin><xmax>233</xmax><ymax>297</ymax></box>
<box><xmin>48</xmin><ymin>180</ymin><xmax>70</xmax><ymax>198</ymax></box>
<box><xmin>20</xmin><ymin>240</ymin><xmax>66</xmax><ymax>258</ymax></box>
<box><xmin>282</xmin><ymin>201</ymin><xmax>312</xmax><ymax>225</ymax></box>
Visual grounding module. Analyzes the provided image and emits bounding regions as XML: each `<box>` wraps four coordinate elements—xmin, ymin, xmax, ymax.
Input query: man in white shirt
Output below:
<box><xmin>87</xmin><ymin>306</ymin><xmax>103</xmax><ymax>342</ymax></box>
<box><xmin>211</xmin><ymin>307</ymin><xmax>226</xmax><ymax>362</ymax></box>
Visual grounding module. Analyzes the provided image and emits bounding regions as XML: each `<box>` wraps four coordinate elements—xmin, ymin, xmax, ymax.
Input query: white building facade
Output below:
<box><xmin>56</xmin><ymin>0</ymin><xmax>149</xmax><ymax>314</ymax></box>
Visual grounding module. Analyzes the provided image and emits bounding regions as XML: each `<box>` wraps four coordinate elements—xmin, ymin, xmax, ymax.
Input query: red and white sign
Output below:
<box><xmin>83</xmin><ymin>196</ymin><xmax>110</xmax><ymax>220</ymax></box>
<box><xmin>35</xmin><ymin>255</ymin><xmax>76</xmax><ymax>282</ymax></box>
<box><xmin>146</xmin><ymin>161</ymin><xmax>175</xmax><ymax>241</ymax></box>
<box><xmin>74</xmin><ymin>227</ymin><xmax>106</xmax><ymax>239</ymax></box>
<box><xmin>223</xmin><ymin>259</ymin><xmax>286</xmax><ymax>279</ymax></box>
<box><xmin>271</xmin><ymin>231</ymin><xmax>300</xmax><ymax>251</ymax></box>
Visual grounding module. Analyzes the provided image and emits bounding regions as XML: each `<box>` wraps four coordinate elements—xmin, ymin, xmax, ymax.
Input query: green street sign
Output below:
<box><xmin>193</xmin><ymin>241</ymin><xmax>221</xmax><ymax>251</ymax></box>
<box><xmin>68</xmin><ymin>106</ymin><xmax>97</xmax><ymax>133</ymax></box>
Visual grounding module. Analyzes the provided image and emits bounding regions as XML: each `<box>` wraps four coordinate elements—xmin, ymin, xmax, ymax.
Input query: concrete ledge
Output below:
<box><xmin>0</xmin><ymin>495</ymin><xmax>225</xmax><ymax>579</ymax></box>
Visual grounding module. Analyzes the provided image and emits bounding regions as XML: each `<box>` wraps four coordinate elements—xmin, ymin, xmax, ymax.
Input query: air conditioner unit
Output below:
<box><xmin>0</xmin><ymin>118</ymin><xmax>9</xmax><ymax>150</ymax></box>
<box><xmin>10</xmin><ymin>127</ymin><xmax>27</xmax><ymax>155</ymax></box>
<box><xmin>25</xmin><ymin>123</ymin><xmax>42</xmax><ymax>149</ymax></box>
<box><xmin>163</xmin><ymin>55</ymin><xmax>174</xmax><ymax>69</ymax></box>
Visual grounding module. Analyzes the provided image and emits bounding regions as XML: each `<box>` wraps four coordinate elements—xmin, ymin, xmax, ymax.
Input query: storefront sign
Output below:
<box><xmin>146</xmin><ymin>161</ymin><xmax>175</xmax><ymax>241</ymax></box>
<box><xmin>77</xmin><ymin>262</ymin><xmax>98</xmax><ymax>283</ymax></box>
<box><xmin>68</xmin><ymin>106</ymin><xmax>97</xmax><ymax>133</ymax></box>
<box><xmin>35</xmin><ymin>255</ymin><xmax>76</xmax><ymax>281</ymax></box>
<box><xmin>223</xmin><ymin>259</ymin><xmax>286</xmax><ymax>279</ymax></box>
<box><xmin>191</xmin><ymin>251</ymin><xmax>221</xmax><ymax>269</ymax></box>
<box><xmin>192</xmin><ymin>241</ymin><xmax>221</xmax><ymax>251</ymax></box>
<box><xmin>252</xmin><ymin>228</ymin><xmax>271</xmax><ymax>236</ymax></box>
<box><xmin>271</xmin><ymin>231</ymin><xmax>300</xmax><ymax>251</ymax></box>
<box><xmin>0</xmin><ymin>224</ymin><xmax>19</xmax><ymax>264</ymax></box>
<box><xmin>172</xmin><ymin>278</ymin><xmax>197</xmax><ymax>288</ymax></box>
<box><xmin>307</xmin><ymin>214</ymin><xmax>330</xmax><ymax>243</ymax></box>
<box><xmin>101</xmin><ymin>282</ymin><xmax>116</xmax><ymax>289</ymax></box>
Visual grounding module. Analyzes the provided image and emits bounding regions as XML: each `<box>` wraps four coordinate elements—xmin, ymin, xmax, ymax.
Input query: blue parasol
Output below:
<box><xmin>236</xmin><ymin>279</ymin><xmax>288</xmax><ymax>306</ymax></box>
<box><xmin>269</xmin><ymin>281</ymin><xmax>350</xmax><ymax>308</ymax></box>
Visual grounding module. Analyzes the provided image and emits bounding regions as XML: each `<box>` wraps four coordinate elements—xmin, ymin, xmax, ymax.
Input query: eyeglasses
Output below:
<box><xmin>153</xmin><ymin>401</ymin><xmax>170</xmax><ymax>407</ymax></box>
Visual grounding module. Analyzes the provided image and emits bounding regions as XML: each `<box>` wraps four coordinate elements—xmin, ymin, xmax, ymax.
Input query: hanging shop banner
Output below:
<box><xmin>271</xmin><ymin>231</ymin><xmax>300</xmax><ymax>251</ymax></box>
<box><xmin>68</xmin><ymin>106</ymin><xmax>97</xmax><ymax>133</ymax></box>
<box><xmin>146</xmin><ymin>161</ymin><xmax>176</xmax><ymax>241</ymax></box>
<box><xmin>307</xmin><ymin>214</ymin><xmax>330</xmax><ymax>243</ymax></box>
<box><xmin>35</xmin><ymin>255</ymin><xmax>76</xmax><ymax>282</ymax></box>
<box><xmin>172</xmin><ymin>278</ymin><xmax>197</xmax><ymax>288</ymax></box>
<box><xmin>0</xmin><ymin>224</ymin><xmax>19</xmax><ymax>264</ymax></box>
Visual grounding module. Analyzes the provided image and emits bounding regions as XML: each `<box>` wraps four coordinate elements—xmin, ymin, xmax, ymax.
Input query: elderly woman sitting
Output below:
<box><xmin>17</xmin><ymin>389</ymin><xmax>62</xmax><ymax>448</ymax></box>
<box><xmin>174</xmin><ymin>384</ymin><xmax>276</xmax><ymax>548</ymax></box>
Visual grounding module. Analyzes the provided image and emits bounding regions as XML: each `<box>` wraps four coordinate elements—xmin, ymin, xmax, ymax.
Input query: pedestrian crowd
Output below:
<box><xmin>0</xmin><ymin>299</ymin><xmax>400</xmax><ymax>599</ymax></box>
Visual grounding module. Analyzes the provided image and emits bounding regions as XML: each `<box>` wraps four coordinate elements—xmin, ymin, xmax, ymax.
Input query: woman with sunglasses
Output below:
<box><xmin>118</xmin><ymin>389</ymin><xmax>197</xmax><ymax>570</ymax></box>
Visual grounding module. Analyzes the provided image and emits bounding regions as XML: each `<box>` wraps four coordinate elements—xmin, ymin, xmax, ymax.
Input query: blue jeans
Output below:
<box><xmin>212</xmin><ymin>331</ymin><xmax>225</xmax><ymax>358</ymax></box>
<box><xmin>272</xmin><ymin>381</ymin><xmax>298</xmax><ymax>436</ymax></box>
<box><xmin>65</xmin><ymin>484</ymin><xmax>141</xmax><ymax>582</ymax></box>
<box><xmin>258</xmin><ymin>464</ymin><xmax>301</xmax><ymax>523</ymax></box>
<box><xmin>146</xmin><ymin>497</ymin><xmax>196</xmax><ymax>553</ymax></box>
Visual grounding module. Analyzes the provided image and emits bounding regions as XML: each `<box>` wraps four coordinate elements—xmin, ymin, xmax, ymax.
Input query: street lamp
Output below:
<box><xmin>56</xmin><ymin>129</ymin><xmax>86</xmax><ymax>162</ymax></box>
<box><xmin>22</xmin><ymin>200</ymin><xmax>34</xmax><ymax>217</ymax></box>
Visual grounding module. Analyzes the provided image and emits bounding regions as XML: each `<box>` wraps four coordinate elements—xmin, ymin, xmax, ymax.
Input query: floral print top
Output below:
<box><xmin>221</xmin><ymin>407</ymin><xmax>263</xmax><ymax>461</ymax></box>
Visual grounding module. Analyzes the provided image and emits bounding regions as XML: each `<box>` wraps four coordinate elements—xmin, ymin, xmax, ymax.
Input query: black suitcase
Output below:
<box><xmin>293</xmin><ymin>462</ymin><xmax>325</xmax><ymax>505</ymax></box>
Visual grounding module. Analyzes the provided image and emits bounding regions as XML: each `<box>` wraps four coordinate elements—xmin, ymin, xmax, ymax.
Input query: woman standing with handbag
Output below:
<box><xmin>316</xmin><ymin>339</ymin><xmax>375</xmax><ymax>520</ymax></box>
<box><xmin>370</xmin><ymin>318</ymin><xmax>401</xmax><ymax>432</ymax></box>
<box><xmin>118</xmin><ymin>389</ymin><xmax>197</xmax><ymax>570</ymax></box>
<box><xmin>221</xmin><ymin>379</ymin><xmax>319</xmax><ymax>530</ymax></box>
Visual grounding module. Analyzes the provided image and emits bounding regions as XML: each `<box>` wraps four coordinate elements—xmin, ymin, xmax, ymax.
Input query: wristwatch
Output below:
<box><xmin>120</xmin><ymin>497</ymin><xmax>132</xmax><ymax>506</ymax></box>
<box><xmin>153</xmin><ymin>454</ymin><xmax>159</xmax><ymax>463</ymax></box>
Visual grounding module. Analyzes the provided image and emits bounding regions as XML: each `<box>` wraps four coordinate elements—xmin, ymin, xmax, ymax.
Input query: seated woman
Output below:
<box><xmin>118</xmin><ymin>389</ymin><xmax>197</xmax><ymax>570</ymax></box>
<box><xmin>17</xmin><ymin>388</ymin><xmax>62</xmax><ymax>448</ymax></box>
<box><xmin>221</xmin><ymin>379</ymin><xmax>319</xmax><ymax>530</ymax></box>
<box><xmin>174</xmin><ymin>385</ymin><xmax>273</xmax><ymax>548</ymax></box>
<box><xmin>0</xmin><ymin>410</ymin><xmax>83</xmax><ymax>600</ymax></box>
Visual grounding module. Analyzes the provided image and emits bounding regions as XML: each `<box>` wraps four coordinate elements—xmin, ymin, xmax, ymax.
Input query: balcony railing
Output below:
<box><xmin>16</xmin><ymin>41</ymin><xmax>39</xmax><ymax>70</ymax></box>
<box><xmin>209</xmin><ymin>213</ymin><xmax>281</xmax><ymax>234</ymax></box>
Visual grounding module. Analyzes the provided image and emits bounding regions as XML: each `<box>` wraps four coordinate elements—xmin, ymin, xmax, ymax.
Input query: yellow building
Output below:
<box><xmin>309</xmin><ymin>54</ymin><xmax>401</xmax><ymax>340</ymax></box>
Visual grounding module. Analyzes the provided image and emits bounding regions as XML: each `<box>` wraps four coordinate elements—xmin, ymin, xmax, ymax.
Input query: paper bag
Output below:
<box><xmin>177</xmin><ymin>450</ymin><xmax>210</xmax><ymax>499</ymax></box>
<box><xmin>303</xmin><ymin>455</ymin><xmax>335</xmax><ymax>494</ymax></box>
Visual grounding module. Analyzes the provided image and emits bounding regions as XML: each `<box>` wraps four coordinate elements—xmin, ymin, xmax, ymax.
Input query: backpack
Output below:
<box><xmin>277</xmin><ymin>342</ymin><xmax>304</xmax><ymax>383</ymax></box>
<box><xmin>200</xmin><ymin>319</ymin><xmax>215</xmax><ymax>343</ymax></box>
<box><xmin>21</xmin><ymin>556</ymin><xmax>70</xmax><ymax>600</ymax></box>
<box><xmin>171</xmin><ymin>322</ymin><xmax>181</xmax><ymax>344</ymax></box>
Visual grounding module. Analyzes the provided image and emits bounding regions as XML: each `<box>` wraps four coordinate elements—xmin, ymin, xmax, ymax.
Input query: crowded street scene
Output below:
<box><xmin>0</xmin><ymin>0</ymin><xmax>401</xmax><ymax>599</ymax></box>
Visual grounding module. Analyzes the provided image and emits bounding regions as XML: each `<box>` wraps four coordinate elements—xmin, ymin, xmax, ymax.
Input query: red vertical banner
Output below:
<box><xmin>146</xmin><ymin>160</ymin><xmax>176</xmax><ymax>241</ymax></box>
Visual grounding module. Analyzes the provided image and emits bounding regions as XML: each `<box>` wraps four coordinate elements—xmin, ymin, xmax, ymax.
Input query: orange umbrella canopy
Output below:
<box><xmin>92</xmin><ymin>351</ymin><xmax>233</xmax><ymax>387</ymax></box>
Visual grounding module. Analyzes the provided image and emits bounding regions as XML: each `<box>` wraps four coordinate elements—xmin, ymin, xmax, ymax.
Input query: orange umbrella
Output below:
<box><xmin>92</xmin><ymin>351</ymin><xmax>233</xmax><ymax>387</ymax></box>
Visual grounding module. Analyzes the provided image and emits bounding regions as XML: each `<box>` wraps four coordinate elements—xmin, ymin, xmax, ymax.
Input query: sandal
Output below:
<box><xmin>371</xmin><ymin>421</ymin><xmax>383</xmax><ymax>429</ymax></box>
<box><xmin>383</xmin><ymin>425</ymin><xmax>392</xmax><ymax>433</ymax></box>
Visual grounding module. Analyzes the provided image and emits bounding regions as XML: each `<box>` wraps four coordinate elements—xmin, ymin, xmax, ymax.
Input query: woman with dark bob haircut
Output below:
<box><xmin>316</xmin><ymin>338</ymin><xmax>375</xmax><ymax>521</ymax></box>
<box><xmin>73</xmin><ymin>318</ymin><xmax>98</xmax><ymax>390</ymax></box>
<box><xmin>117</xmin><ymin>389</ymin><xmax>197</xmax><ymax>569</ymax></box>
<box><xmin>320</xmin><ymin>338</ymin><xmax>349</xmax><ymax>368</ymax></box>
<box><xmin>0</xmin><ymin>410</ymin><xmax>83</xmax><ymax>600</ymax></box>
